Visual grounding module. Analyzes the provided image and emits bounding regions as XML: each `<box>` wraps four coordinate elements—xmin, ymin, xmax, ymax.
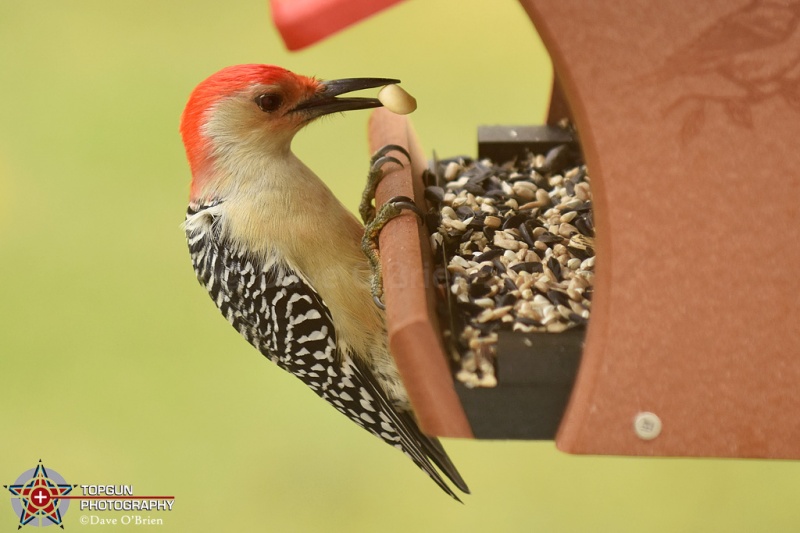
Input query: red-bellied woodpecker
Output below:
<box><xmin>180</xmin><ymin>64</ymin><xmax>468</xmax><ymax>500</ymax></box>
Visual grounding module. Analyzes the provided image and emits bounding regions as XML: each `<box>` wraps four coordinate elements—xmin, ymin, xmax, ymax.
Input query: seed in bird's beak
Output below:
<box><xmin>292</xmin><ymin>77</ymin><xmax>399</xmax><ymax>118</ymax></box>
<box><xmin>378</xmin><ymin>84</ymin><xmax>417</xmax><ymax>115</ymax></box>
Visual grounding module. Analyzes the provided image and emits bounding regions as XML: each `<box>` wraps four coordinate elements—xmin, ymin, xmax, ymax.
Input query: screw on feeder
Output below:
<box><xmin>633</xmin><ymin>412</ymin><xmax>662</xmax><ymax>440</ymax></box>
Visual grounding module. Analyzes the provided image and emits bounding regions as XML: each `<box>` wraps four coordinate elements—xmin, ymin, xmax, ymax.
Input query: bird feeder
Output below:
<box><xmin>277</xmin><ymin>0</ymin><xmax>800</xmax><ymax>458</ymax></box>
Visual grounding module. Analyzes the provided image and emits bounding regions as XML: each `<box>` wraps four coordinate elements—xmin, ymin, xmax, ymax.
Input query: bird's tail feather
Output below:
<box><xmin>351</xmin><ymin>357</ymin><xmax>468</xmax><ymax>501</ymax></box>
<box><xmin>404</xmin><ymin>414</ymin><xmax>470</xmax><ymax>494</ymax></box>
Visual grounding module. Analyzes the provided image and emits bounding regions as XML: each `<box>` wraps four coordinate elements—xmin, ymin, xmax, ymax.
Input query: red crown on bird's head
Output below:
<box><xmin>180</xmin><ymin>64</ymin><xmax>319</xmax><ymax>181</ymax></box>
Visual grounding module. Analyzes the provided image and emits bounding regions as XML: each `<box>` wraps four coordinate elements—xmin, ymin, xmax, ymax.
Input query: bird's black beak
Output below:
<box><xmin>292</xmin><ymin>77</ymin><xmax>400</xmax><ymax>119</ymax></box>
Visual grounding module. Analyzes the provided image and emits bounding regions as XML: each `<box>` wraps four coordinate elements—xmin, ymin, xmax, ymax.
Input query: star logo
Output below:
<box><xmin>5</xmin><ymin>460</ymin><xmax>76</xmax><ymax>529</ymax></box>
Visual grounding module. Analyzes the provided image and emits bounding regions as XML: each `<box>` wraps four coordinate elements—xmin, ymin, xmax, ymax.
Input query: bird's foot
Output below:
<box><xmin>361</xmin><ymin>195</ymin><xmax>423</xmax><ymax>310</ymax></box>
<box><xmin>359</xmin><ymin>144</ymin><xmax>412</xmax><ymax>226</ymax></box>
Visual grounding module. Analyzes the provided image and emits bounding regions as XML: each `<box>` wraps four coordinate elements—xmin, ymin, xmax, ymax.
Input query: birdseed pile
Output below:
<box><xmin>424</xmin><ymin>146</ymin><xmax>594</xmax><ymax>388</ymax></box>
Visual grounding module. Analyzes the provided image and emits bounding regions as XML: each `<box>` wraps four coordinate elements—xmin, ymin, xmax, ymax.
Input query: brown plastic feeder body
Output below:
<box><xmin>368</xmin><ymin>0</ymin><xmax>800</xmax><ymax>457</ymax></box>
<box><xmin>521</xmin><ymin>0</ymin><xmax>800</xmax><ymax>457</ymax></box>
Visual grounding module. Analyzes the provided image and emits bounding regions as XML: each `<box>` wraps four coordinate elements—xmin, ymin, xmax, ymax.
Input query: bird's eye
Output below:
<box><xmin>256</xmin><ymin>93</ymin><xmax>283</xmax><ymax>113</ymax></box>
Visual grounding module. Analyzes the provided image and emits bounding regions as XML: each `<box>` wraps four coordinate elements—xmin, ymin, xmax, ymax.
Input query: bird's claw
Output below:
<box><xmin>370</xmin><ymin>155</ymin><xmax>403</xmax><ymax>175</ymax></box>
<box><xmin>384</xmin><ymin>195</ymin><xmax>424</xmax><ymax>219</ymax></box>
<box><xmin>360</xmin><ymin>145</ymin><xmax>412</xmax><ymax>226</ymax></box>
<box><xmin>362</xmin><ymin>195</ymin><xmax>423</xmax><ymax>310</ymax></box>
<box><xmin>371</xmin><ymin>144</ymin><xmax>410</xmax><ymax>165</ymax></box>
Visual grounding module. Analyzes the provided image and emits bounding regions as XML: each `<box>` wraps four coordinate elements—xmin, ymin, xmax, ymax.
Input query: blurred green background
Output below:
<box><xmin>1</xmin><ymin>1</ymin><xmax>799</xmax><ymax>531</ymax></box>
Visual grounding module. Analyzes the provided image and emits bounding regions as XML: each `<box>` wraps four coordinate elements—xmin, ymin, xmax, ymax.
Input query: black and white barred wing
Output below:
<box><xmin>185</xmin><ymin>207</ymin><xmax>466</xmax><ymax>500</ymax></box>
